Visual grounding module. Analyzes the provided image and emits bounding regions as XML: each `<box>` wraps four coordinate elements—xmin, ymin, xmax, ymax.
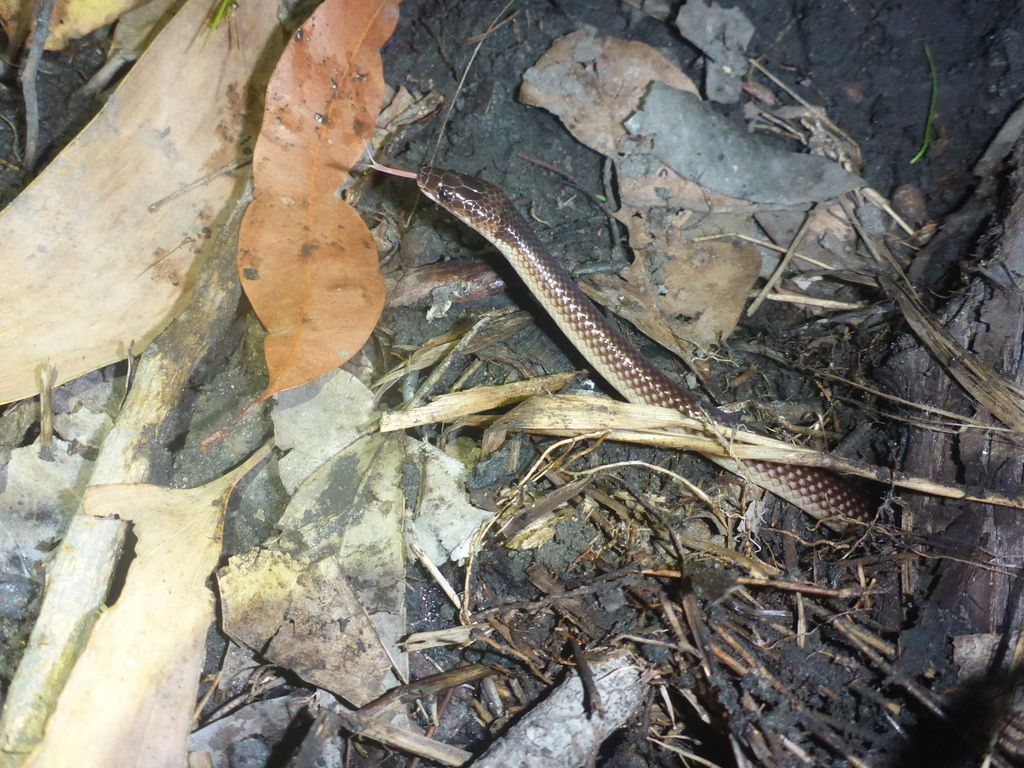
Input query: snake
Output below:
<box><xmin>408</xmin><ymin>166</ymin><xmax>876</xmax><ymax>525</ymax></box>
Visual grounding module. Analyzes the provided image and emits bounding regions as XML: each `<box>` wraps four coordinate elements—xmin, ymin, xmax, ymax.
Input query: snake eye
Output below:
<box><xmin>438</xmin><ymin>187</ymin><xmax>454</xmax><ymax>205</ymax></box>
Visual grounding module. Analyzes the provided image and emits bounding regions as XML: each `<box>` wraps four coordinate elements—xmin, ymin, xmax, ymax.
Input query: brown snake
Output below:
<box><xmin>408</xmin><ymin>166</ymin><xmax>876</xmax><ymax>525</ymax></box>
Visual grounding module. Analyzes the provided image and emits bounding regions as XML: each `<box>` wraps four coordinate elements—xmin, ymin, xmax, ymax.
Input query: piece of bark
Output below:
<box><xmin>887</xmin><ymin>146</ymin><xmax>1024</xmax><ymax>762</ymax></box>
<box><xmin>385</xmin><ymin>259</ymin><xmax>505</xmax><ymax>308</ymax></box>
<box><xmin>471</xmin><ymin>653</ymin><xmax>645</xmax><ymax>768</ymax></box>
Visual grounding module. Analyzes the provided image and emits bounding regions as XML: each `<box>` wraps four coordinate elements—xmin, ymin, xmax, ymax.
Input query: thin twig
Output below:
<box><xmin>569</xmin><ymin>638</ymin><xmax>605</xmax><ymax>716</ymax></box>
<box><xmin>404</xmin><ymin>313</ymin><xmax>495</xmax><ymax>409</ymax></box>
<box><xmin>147</xmin><ymin>160</ymin><xmax>251</xmax><ymax>212</ymax></box>
<box><xmin>20</xmin><ymin>0</ymin><xmax>59</xmax><ymax>172</ymax></box>
<box><xmin>747</xmin><ymin>203</ymin><xmax>817</xmax><ymax>316</ymax></box>
<box><xmin>748</xmin><ymin>58</ymin><xmax>858</xmax><ymax>150</ymax></box>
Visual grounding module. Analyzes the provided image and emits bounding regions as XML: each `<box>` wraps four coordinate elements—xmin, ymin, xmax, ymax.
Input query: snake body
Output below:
<box><xmin>417</xmin><ymin>167</ymin><xmax>874</xmax><ymax>524</ymax></box>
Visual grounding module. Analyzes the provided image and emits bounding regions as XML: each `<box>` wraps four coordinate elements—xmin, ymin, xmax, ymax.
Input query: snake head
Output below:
<box><xmin>417</xmin><ymin>167</ymin><xmax>510</xmax><ymax>232</ymax></box>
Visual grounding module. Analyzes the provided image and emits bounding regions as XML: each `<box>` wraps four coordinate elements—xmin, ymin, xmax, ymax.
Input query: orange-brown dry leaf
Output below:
<box><xmin>238</xmin><ymin>0</ymin><xmax>398</xmax><ymax>399</ymax></box>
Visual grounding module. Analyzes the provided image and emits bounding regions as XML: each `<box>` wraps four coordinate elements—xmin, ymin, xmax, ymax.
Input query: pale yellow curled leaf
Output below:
<box><xmin>0</xmin><ymin>0</ymin><xmax>154</xmax><ymax>53</ymax></box>
<box><xmin>24</xmin><ymin>447</ymin><xmax>267</xmax><ymax>768</ymax></box>
<box><xmin>0</xmin><ymin>0</ymin><xmax>282</xmax><ymax>405</ymax></box>
<box><xmin>49</xmin><ymin>0</ymin><xmax>149</xmax><ymax>50</ymax></box>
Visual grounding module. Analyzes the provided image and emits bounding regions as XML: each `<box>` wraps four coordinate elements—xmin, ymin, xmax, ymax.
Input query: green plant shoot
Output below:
<box><xmin>910</xmin><ymin>42</ymin><xmax>938</xmax><ymax>164</ymax></box>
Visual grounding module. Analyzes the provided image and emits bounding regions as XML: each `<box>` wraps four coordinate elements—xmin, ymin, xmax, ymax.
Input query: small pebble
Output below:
<box><xmin>400</xmin><ymin>225</ymin><xmax>445</xmax><ymax>268</ymax></box>
<box><xmin>892</xmin><ymin>184</ymin><xmax>928</xmax><ymax>227</ymax></box>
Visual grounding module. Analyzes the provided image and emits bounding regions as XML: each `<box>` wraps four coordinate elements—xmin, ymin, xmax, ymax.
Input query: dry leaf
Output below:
<box><xmin>0</xmin><ymin>0</ymin><xmax>146</xmax><ymax>52</ymax></box>
<box><xmin>219</xmin><ymin>550</ymin><xmax>394</xmax><ymax>706</ymax></box>
<box><xmin>674</xmin><ymin>0</ymin><xmax>754</xmax><ymax>103</ymax></box>
<box><xmin>518</xmin><ymin>29</ymin><xmax>761</xmax><ymax>351</ymax></box>
<box><xmin>521</xmin><ymin>30</ymin><xmax>787</xmax><ymax>348</ymax></box>
<box><xmin>220</xmin><ymin>433</ymin><xmax>407</xmax><ymax>704</ymax></box>
<box><xmin>219</xmin><ymin>432</ymin><xmax>493</xmax><ymax>704</ymax></box>
<box><xmin>0</xmin><ymin>0</ymin><xmax>283</xmax><ymax>405</ymax></box>
<box><xmin>520</xmin><ymin>29</ymin><xmax>698</xmax><ymax>158</ymax></box>
<box><xmin>625</xmin><ymin>83</ymin><xmax>863</xmax><ymax>205</ymax></box>
<box><xmin>595</xmin><ymin>208</ymin><xmax>761</xmax><ymax>348</ymax></box>
<box><xmin>657</xmin><ymin>240</ymin><xmax>761</xmax><ymax>344</ymax></box>
<box><xmin>0</xmin><ymin>0</ymin><xmax>33</xmax><ymax>52</ymax></box>
<box><xmin>519</xmin><ymin>30</ymin><xmax>738</xmax><ymax>212</ymax></box>
<box><xmin>238</xmin><ymin>0</ymin><xmax>399</xmax><ymax>399</ymax></box>
<box><xmin>23</xmin><ymin>447</ymin><xmax>268</xmax><ymax>768</ymax></box>
<box><xmin>272</xmin><ymin>368</ymin><xmax>377</xmax><ymax>493</ymax></box>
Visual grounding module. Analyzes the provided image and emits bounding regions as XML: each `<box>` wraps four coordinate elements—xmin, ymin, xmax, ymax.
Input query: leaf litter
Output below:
<box><xmin>4</xmin><ymin>0</ymin><xmax>1024</xmax><ymax>766</ymax></box>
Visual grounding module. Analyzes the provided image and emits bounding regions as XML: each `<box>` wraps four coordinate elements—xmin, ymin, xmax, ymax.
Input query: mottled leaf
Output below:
<box><xmin>238</xmin><ymin>0</ymin><xmax>398</xmax><ymax>399</ymax></box>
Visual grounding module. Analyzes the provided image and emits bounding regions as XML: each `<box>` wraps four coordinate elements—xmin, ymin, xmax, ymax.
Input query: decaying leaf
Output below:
<box><xmin>624</xmin><ymin>82</ymin><xmax>864</xmax><ymax>205</ymax></box>
<box><xmin>220</xmin><ymin>432</ymin><xmax>406</xmax><ymax>704</ymax></box>
<box><xmin>674</xmin><ymin>0</ymin><xmax>754</xmax><ymax>103</ymax></box>
<box><xmin>0</xmin><ymin>0</ymin><xmax>282</xmax><ymax>405</ymax></box>
<box><xmin>586</xmin><ymin>238</ymin><xmax>761</xmax><ymax>351</ymax></box>
<box><xmin>238</xmin><ymin>0</ymin><xmax>399</xmax><ymax>399</ymax></box>
<box><xmin>521</xmin><ymin>28</ymin><xmax>867</xmax><ymax>350</ymax></box>
<box><xmin>520</xmin><ymin>29</ymin><xmax>729</xmax><ymax>212</ymax></box>
<box><xmin>219</xmin><ymin>429</ymin><xmax>492</xmax><ymax>704</ymax></box>
<box><xmin>272</xmin><ymin>368</ymin><xmax>378</xmax><ymax>493</ymax></box>
<box><xmin>0</xmin><ymin>438</ymin><xmax>93</xmax><ymax>574</ymax></box>
<box><xmin>520</xmin><ymin>30</ymin><xmax>758</xmax><ymax>349</ymax></box>
<box><xmin>519</xmin><ymin>29</ymin><xmax>699</xmax><ymax>156</ymax></box>
<box><xmin>219</xmin><ymin>548</ymin><xmax>395</xmax><ymax>705</ymax></box>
